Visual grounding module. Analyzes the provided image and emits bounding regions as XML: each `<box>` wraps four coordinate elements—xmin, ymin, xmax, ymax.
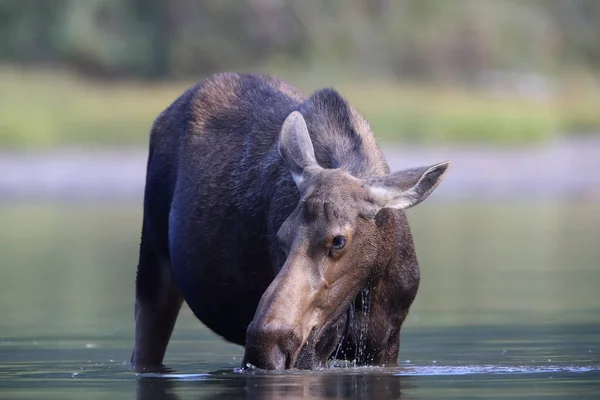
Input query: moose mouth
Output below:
<box><xmin>242</xmin><ymin>307</ymin><xmax>352</xmax><ymax>370</ymax></box>
<box><xmin>243</xmin><ymin>282</ymin><xmax>373</xmax><ymax>370</ymax></box>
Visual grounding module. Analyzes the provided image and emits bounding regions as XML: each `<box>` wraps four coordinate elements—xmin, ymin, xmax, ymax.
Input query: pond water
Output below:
<box><xmin>1</xmin><ymin>201</ymin><xmax>599</xmax><ymax>399</ymax></box>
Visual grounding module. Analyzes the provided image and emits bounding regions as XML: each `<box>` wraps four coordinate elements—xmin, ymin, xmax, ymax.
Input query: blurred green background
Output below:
<box><xmin>0</xmin><ymin>0</ymin><xmax>599</xmax><ymax>147</ymax></box>
<box><xmin>0</xmin><ymin>2</ymin><xmax>599</xmax><ymax>398</ymax></box>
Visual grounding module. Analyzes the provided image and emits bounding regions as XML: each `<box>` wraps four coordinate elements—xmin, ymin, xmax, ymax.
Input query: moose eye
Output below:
<box><xmin>331</xmin><ymin>235</ymin><xmax>346</xmax><ymax>250</ymax></box>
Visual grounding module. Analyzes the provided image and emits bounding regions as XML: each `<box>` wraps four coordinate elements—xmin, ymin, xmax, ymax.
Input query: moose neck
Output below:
<box><xmin>296</xmin><ymin>88</ymin><xmax>389</xmax><ymax>179</ymax></box>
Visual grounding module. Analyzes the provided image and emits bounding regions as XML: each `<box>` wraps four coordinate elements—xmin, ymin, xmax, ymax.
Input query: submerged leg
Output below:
<box><xmin>131</xmin><ymin>235</ymin><xmax>183</xmax><ymax>368</ymax></box>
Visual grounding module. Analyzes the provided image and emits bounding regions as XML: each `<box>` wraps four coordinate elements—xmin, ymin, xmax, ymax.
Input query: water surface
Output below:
<box><xmin>1</xmin><ymin>202</ymin><xmax>599</xmax><ymax>399</ymax></box>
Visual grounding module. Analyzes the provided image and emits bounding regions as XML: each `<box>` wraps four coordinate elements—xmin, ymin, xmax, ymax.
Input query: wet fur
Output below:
<box><xmin>132</xmin><ymin>73</ymin><xmax>420</xmax><ymax>367</ymax></box>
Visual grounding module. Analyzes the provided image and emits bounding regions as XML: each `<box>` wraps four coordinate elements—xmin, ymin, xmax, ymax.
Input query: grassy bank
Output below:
<box><xmin>1</xmin><ymin>67</ymin><xmax>598</xmax><ymax>148</ymax></box>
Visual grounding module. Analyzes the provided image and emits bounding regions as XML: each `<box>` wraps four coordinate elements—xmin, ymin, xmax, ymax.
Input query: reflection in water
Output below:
<box><xmin>2</xmin><ymin>203</ymin><xmax>600</xmax><ymax>399</ymax></box>
<box><xmin>134</xmin><ymin>363</ymin><xmax>600</xmax><ymax>400</ymax></box>
<box><xmin>136</xmin><ymin>371</ymin><xmax>411</xmax><ymax>400</ymax></box>
<box><xmin>137</xmin><ymin>377</ymin><xmax>177</xmax><ymax>400</ymax></box>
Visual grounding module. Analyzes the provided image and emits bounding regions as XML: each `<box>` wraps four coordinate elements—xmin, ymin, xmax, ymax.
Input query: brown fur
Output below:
<box><xmin>189</xmin><ymin>72</ymin><xmax>242</xmax><ymax>135</ymax></box>
<box><xmin>260</xmin><ymin>74</ymin><xmax>306</xmax><ymax>103</ymax></box>
<box><xmin>348</xmin><ymin>105</ymin><xmax>389</xmax><ymax>173</ymax></box>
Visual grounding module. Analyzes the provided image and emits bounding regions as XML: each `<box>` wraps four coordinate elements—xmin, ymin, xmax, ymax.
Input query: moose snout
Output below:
<box><xmin>242</xmin><ymin>321</ymin><xmax>304</xmax><ymax>370</ymax></box>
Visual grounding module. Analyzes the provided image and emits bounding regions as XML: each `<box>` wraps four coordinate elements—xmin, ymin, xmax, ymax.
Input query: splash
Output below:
<box><xmin>357</xmin><ymin>287</ymin><xmax>372</xmax><ymax>363</ymax></box>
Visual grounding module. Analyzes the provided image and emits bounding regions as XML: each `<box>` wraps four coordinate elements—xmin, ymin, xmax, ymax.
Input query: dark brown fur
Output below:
<box><xmin>132</xmin><ymin>73</ymin><xmax>450</xmax><ymax>370</ymax></box>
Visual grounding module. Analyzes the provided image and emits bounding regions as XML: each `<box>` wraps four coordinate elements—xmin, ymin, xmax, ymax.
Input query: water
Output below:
<box><xmin>1</xmin><ymin>201</ymin><xmax>599</xmax><ymax>399</ymax></box>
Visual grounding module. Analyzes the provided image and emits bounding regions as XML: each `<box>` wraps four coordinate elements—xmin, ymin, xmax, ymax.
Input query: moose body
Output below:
<box><xmin>132</xmin><ymin>73</ymin><xmax>450</xmax><ymax>370</ymax></box>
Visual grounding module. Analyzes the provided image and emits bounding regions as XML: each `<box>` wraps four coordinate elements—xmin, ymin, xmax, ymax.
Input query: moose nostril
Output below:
<box><xmin>243</xmin><ymin>323</ymin><xmax>302</xmax><ymax>370</ymax></box>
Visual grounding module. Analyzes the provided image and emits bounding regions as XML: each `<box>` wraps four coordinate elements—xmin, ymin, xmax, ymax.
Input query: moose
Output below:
<box><xmin>131</xmin><ymin>73</ymin><xmax>450</xmax><ymax>370</ymax></box>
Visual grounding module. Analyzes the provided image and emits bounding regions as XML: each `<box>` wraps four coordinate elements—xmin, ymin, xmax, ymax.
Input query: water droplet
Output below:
<box><xmin>432</xmin><ymin>360</ymin><xmax>437</xmax><ymax>364</ymax></box>
<box><xmin>109</xmin><ymin>359</ymin><xmax>114</xmax><ymax>362</ymax></box>
<box><xmin>71</xmin><ymin>373</ymin><xmax>79</xmax><ymax>378</ymax></box>
<box><xmin>501</xmin><ymin>350</ymin><xmax>507</xmax><ymax>354</ymax></box>
<box><xmin>404</xmin><ymin>360</ymin><xmax>411</xmax><ymax>364</ymax></box>
<box><xmin>547</xmin><ymin>359</ymin><xmax>552</xmax><ymax>362</ymax></box>
<box><xmin>85</xmin><ymin>343</ymin><xmax>97</xmax><ymax>349</ymax></box>
<box><xmin>589</xmin><ymin>350</ymin><xmax>593</xmax><ymax>353</ymax></box>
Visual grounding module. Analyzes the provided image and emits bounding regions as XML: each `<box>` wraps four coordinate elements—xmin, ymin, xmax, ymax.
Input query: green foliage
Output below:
<box><xmin>1</xmin><ymin>68</ymin><xmax>598</xmax><ymax>148</ymax></box>
<box><xmin>338</xmin><ymin>83</ymin><xmax>562</xmax><ymax>144</ymax></box>
<box><xmin>1</xmin><ymin>1</ymin><xmax>599</xmax><ymax>147</ymax></box>
<box><xmin>0</xmin><ymin>0</ymin><xmax>599</xmax><ymax>80</ymax></box>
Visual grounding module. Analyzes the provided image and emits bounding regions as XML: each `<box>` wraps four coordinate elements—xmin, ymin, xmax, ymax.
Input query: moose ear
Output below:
<box><xmin>278</xmin><ymin>111</ymin><xmax>323</xmax><ymax>188</ymax></box>
<box><xmin>366</xmin><ymin>161</ymin><xmax>451</xmax><ymax>210</ymax></box>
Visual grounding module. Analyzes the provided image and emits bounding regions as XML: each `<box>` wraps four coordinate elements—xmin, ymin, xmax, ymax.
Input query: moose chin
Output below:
<box><xmin>131</xmin><ymin>73</ymin><xmax>451</xmax><ymax>371</ymax></box>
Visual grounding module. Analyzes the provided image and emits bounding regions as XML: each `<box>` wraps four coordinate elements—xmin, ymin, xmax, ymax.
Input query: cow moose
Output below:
<box><xmin>131</xmin><ymin>73</ymin><xmax>450</xmax><ymax>370</ymax></box>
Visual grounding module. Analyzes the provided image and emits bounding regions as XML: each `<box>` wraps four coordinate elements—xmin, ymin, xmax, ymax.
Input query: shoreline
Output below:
<box><xmin>2</xmin><ymin>137</ymin><xmax>599</xmax><ymax>202</ymax></box>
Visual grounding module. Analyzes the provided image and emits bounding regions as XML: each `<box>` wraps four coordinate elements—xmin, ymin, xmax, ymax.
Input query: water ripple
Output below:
<box><xmin>395</xmin><ymin>364</ymin><xmax>600</xmax><ymax>376</ymax></box>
